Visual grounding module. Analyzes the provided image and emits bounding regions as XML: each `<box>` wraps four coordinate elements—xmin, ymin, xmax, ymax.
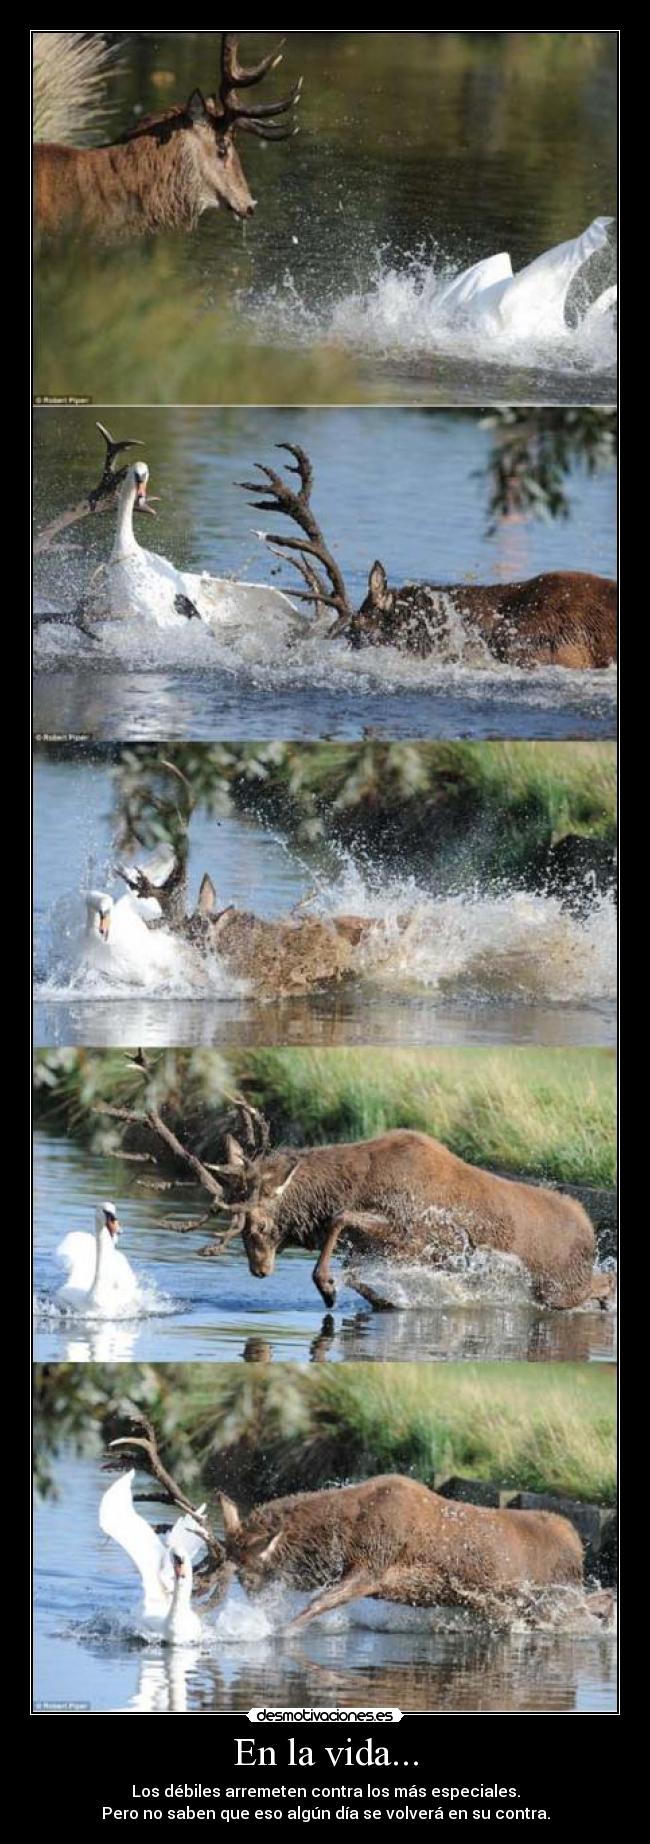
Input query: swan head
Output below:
<box><xmin>171</xmin><ymin>1551</ymin><xmax>191</xmax><ymax>1583</ymax></box>
<box><xmin>95</xmin><ymin>1201</ymin><xmax>121</xmax><ymax>1241</ymax></box>
<box><xmin>85</xmin><ymin>891</ymin><xmax>114</xmax><ymax>941</ymax></box>
<box><xmin>120</xmin><ymin>461</ymin><xmax>154</xmax><ymax>516</ymax></box>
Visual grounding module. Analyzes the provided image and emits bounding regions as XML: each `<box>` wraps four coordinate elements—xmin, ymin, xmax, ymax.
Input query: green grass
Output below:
<box><xmin>238</xmin><ymin>1047</ymin><xmax>616</xmax><ymax>1186</ymax></box>
<box><xmin>34</xmin><ymin>1363</ymin><xmax>617</xmax><ymax>1506</ymax></box>
<box><xmin>33</xmin><ymin>1045</ymin><xmax>616</xmax><ymax>1187</ymax></box>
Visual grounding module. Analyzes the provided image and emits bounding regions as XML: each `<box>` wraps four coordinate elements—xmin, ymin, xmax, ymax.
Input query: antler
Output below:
<box><xmin>219</xmin><ymin>32</ymin><xmax>302</xmax><ymax>138</ymax></box>
<box><xmin>238</xmin><ymin>444</ymin><xmax>353</xmax><ymax>625</ymax></box>
<box><xmin>219</xmin><ymin>1089</ymin><xmax>271</xmax><ymax>1160</ymax></box>
<box><xmin>104</xmin><ymin>1415</ymin><xmax>224</xmax><ymax>1568</ymax></box>
<box><xmin>33</xmin><ymin>420</ymin><xmax>154</xmax><ymax>555</ymax></box>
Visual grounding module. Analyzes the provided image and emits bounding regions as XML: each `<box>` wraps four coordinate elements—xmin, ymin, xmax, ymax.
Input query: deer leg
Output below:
<box><xmin>589</xmin><ymin>1270</ymin><xmax>617</xmax><ymax>1310</ymax></box>
<box><xmin>283</xmin><ymin>1568</ymin><xmax>381</xmax><ymax>1634</ymax></box>
<box><xmin>585</xmin><ymin>1588</ymin><xmax>615</xmax><ymax>1622</ymax></box>
<box><xmin>312</xmin><ymin>1210</ymin><xmax>390</xmax><ymax>1307</ymax></box>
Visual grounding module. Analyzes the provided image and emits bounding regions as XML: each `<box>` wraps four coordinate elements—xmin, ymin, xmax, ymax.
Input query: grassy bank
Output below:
<box><xmin>34</xmin><ymin>1362</ymin><xmax>617</xmax><ymax>1507</ymax></box>
<box><xmin>33</xmin><ymin>1045</ymin><xmax>616</xmax><ymax>1187</ymax></box>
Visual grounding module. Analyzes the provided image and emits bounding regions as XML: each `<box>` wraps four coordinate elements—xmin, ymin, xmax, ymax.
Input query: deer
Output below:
<box><xmin>214</xmin><ymin>1119</ymin><xmax>614</xmax><ymax>1313</ymax></box>
<box><xmin>115</xmin><ymin>857</ymin><xmax>403</xmax><ymax>1000</ymax></box>
<box><xmin>217</xmin><ymin>1475</ymin><xmax>588</xmax><ymax>1632</ymax></box>
<box><xmin>34</xmin><ymin>33</ymin><xmax>301</xmax><ymax>240</ymax></box>
<box><xmin>239</xmin><ymin>445</ymin><xmax>617</xmax><ymax>669</ymax></box>
<box><xmin>105</xmin><ymin>1428</ymin><xmax>612</xmax><ymax>1637</ymax></box>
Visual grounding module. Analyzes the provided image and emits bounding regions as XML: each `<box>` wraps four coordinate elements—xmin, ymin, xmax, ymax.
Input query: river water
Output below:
<box><xmin>34</xmin><ymin>1450</ymin><xmax>616</xmax><ymax>1714</ymax></box>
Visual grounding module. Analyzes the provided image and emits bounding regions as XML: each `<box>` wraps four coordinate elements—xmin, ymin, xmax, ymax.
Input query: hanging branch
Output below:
<box><xmin>104</xmin><ymin>1415</ymin><xmax>225</xmax><ymax>1569</ymax></box>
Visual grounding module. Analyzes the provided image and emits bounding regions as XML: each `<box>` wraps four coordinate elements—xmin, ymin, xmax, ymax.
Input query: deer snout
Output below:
<box><xmin>249</xmin><ymin>1248</ymin><xmax>275</xmax><ymax>1278</ymax></box>
<box><xmin>243</xmin><ymin>197</ymin><xmax>257</xmax><ymax>217</ymax></box>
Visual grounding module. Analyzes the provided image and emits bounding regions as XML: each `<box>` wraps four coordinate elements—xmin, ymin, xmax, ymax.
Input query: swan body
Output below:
<box><xmin>79</xmin><ymin>461</ymin><xmax>304</xmax><ymax>636</ymax></box>
<box><xmin>55</xmin><ymin>1204</ymin><xmax>138</xmax><ymax>1314</ymax></box>
<box><xmin>99</xmin><ymin>1470</ymin><xmax>204</xmax><ymax>1644</ymax></box>
<box><xmin>83</xmin><ymin>887</ymin><xmax>208</xmax><ymax>990</ymax></box>
<box><xmin>439</xmin><ymin>217</ymin><xmax>615</xmax><ymax>339</ymax></box>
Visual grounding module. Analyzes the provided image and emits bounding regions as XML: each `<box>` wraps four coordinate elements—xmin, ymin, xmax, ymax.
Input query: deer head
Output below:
<box><xmin>126</xmin><ymin>33</ymin><xmax>301</xmax><ymax>221</ymax></box>
<box><xmin>203</xmin><ymin>32</ymin><xmax>301</xmax><ymax>218</ymax></box>
<box><xmin>212</xmin><ymin>1098</ymin><xmax>301</xmax><ymax>1278</ymax></box>
<box><xmin>219</xmin><ymin>1494</ymin><xmax>283</xmax><ymax>1589</ymax></box>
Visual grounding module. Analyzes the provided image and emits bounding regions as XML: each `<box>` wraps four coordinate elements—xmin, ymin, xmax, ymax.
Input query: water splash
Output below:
<box><xmin>35</xmin><ymin>867</ymin><xmax>615</xmax><ymax>1009</ymax></box>
<box><xmin>244</xmin><ymin>219</ymin><xmax>617</xmax><ymax>376</ymax></box>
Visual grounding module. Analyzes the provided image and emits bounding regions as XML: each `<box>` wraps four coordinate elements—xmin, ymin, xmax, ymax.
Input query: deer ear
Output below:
<box><xmin>219</xmin><ymin>1493</ymin><xmax>242</xmax><ymax>1536</ymax></box>
<box><xmin>186</xmin><ymin>88</ymin><xmax>208</xmax><ymax>122</ymax></box>
<box><xmin>198</xmin><ymin>873</ymin><xmax>217</xmax><ymax>916</ymax></box>
<box><xmin>273</xmin><ymin>1163</ymin><xmax>299</xmax><ymax>1200</ymax></box>
<box><xmin>368</xmin><ymin>561</ymin><xmax>391</xmax><ymax>610</ymax></box>
<box><xmin>258</xmin><ymin>1531</ymin><xmax>282</xmax><ymax>1564</ymax></box>
<box><xmin>225</xmin><ymin>1135</ymin><xmax>247</xmax><ymax>1170</ymax></box>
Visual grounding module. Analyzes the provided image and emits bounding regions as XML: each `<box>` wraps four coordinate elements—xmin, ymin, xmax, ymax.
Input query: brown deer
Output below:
<box><xmin>215</xmin><ymin>1123</ymin><xmax>613</xmax><ymax>1312</ymax></box>
<box><xmin>34</xmin><ymin>33</ymin><xmax>301</xmax><ymax>239</ymax></box>
<box><xmin>240</xmin><ymin>445</ymin><xmax>617</xmax><ymax>668</ymax></box>
<box><xmin>218</xmin><ymin>1475</ymin><xmax>586</xmax><ymax>1632</ymax></box>
<box><xmin>106</xmin><ymin>1428</ymin><xmax>611</xmax><ymax>1637</ymax></box>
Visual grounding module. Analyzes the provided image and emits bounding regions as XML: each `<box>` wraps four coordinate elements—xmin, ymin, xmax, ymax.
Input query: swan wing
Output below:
<box><xmin>166</xmin><ymin>1512</ymin><xmax>208</xmax><ymax>1568</ymax></box>
<box><xmin>54</xmin><ymin>1231</ymin><xmax>96</xmax><ymax>1293</ymax></box>
<box><xmin>99</xmin><ymin>1470</ymin><xmax>170</xmax><ymax>1617</ymax></box>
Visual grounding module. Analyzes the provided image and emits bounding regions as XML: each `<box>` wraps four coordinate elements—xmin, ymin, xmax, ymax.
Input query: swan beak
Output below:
<box><xmin>105</xmin><ymin>1213</ymin><xmax>120</xmax><ymax>1239</ymax></box>
<box><xmin>172</xmin><ymin>1554</ymin><xmax>187</xmax><ymax>1580</ymax></box>
<box><xmin>98</xmin><ymin>912</ymin><xmax>111</xmax><ymax>939</ymax></box>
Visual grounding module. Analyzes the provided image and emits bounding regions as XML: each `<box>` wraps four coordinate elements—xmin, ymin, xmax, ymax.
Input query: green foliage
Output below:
<box><xmin>107</xmin><ymin>741</ymin><xmax>617</xmax><ymax>890</ymax></box>
<box><xmin>33</xmin><ymin>1363</ymin><xmax>617</xmax><ymax>1506</ymax></box>
<box><xmin>479</xmin><ymin>409</ymin><xmax>617</xmax><ymax>531</ymax></box>
<box><xmin>34</xmin><ymin>1045</ymin><xmax>616</xmax><ymax>1187</ymax></box>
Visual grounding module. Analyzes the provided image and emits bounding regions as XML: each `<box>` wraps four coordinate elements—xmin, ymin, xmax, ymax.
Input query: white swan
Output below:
<box><xmin>55</xmin><ymin>1203</ymin><xmax>139</xmax><ymax>1314</ymax></box>
<box><xmin>437</xmin><ymin>216</ymin><xmax>616</xmax><ymax>340</ymax></box>
<box><xmin>99</xmin><ymin>1469</ymin><xmax>204</xmax><ymax>1645</ymax></box>
<box><xmin>83</xmin><ymin>887</ymin><xmax>211</xmax><ymax>990</ymax></box>
<box><xmin>78</xmin><ymin>461</ymin><xmax>305</xmax><ymax>636</ymax></box>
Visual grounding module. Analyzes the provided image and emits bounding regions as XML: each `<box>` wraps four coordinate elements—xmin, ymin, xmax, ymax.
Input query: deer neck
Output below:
<box><xmin>110</xmin><ymin>484</ymin><xmax>141</xmax><ymax>562</ymax></box>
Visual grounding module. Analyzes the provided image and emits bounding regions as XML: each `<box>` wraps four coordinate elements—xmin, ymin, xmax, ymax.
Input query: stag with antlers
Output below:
<box><xmin>242</xmin><ymin>445</ymin><xmax>617</xmax><ymax>669</ymax></box>
<box><xmin>34</xmin><ymin>32</ymin><xmax>302</xmax><ymax>239</ymax></box>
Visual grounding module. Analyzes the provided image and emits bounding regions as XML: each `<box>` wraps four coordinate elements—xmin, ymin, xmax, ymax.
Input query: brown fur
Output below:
<box><xmin>33</xmin><ymin>99</ymin><xmax>256</xmax><ymax>239</ymax></box>
<box><xmin>234</xmin><ymin>1127</ymin><xmax>603</xmax><ymax>1310</ymax></box>
<box><xmin>219</xmin><ymin>1474</ymin><xmax>584</xmax><ymax>1631</ymax></box>
<box><xmin>187</xmin><ymin>906</ymin><xmax>382</xmax><ymax>998</ymax></box>
<box><xmin>351</xmin><ymin>564</ymin><xmax>617</xmax><ymax>669</ymax></box>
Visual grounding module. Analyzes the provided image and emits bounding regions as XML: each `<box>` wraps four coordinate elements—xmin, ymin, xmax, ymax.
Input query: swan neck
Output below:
<box><xmin>111</xmin><ymin>484</ymin><xmax>140</xmax><ymax>561</ymax></box>
<box><xmin>91</xmin><ymin>1222</ymin><xmax>107</xmax><ymax>1295</ymax></box>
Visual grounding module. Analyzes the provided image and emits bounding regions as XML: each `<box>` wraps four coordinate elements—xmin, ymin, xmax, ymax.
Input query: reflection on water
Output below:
<box><xmin>33</xmin><ymin>408</ymin><xmax>617</xmax><ymax>743</ymax></box>
<box><xmin>34</xmin><ymin>1452</ymin><xmax>616</xmax><ymax>1713</ymax></box>
<box><xmin>35</xmin><ymin>32</ymin><xmax>617</xmax><ymax>405</ymax></box>
<box><xmin>33</xmin><ymin>758</ymin><xmax>617</xmax><ymax>1049</ymax></box>
<box><xmin>33</xmin><ymin>1133</ymin><xmax>616</xmax><ymax>1364</ymax></box>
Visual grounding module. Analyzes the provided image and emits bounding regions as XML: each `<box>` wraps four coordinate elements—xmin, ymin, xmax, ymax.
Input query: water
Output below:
<box><xmin>35</xmin><ymin>31</ymin><xmax>617</xmax><ymax>406</ymax></box>
<box><xmin>33</xmin><ymin>409</ymin><xmax>617</xmax><ymax>743</ymax></box>
<box><xmin>33</xmin><ymin>1132</ymin><xmax>616</xmax><ymax>1364</ymax></box>
<box><xmin>33</xmin><ymin>756</ymin><xmax>617</xmax><ymax>1047</ymax></box>
<box><xmin>34</xmin><ymin>1450</ymin><xmax>616</xmax><ymax>1713</ymax></box>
